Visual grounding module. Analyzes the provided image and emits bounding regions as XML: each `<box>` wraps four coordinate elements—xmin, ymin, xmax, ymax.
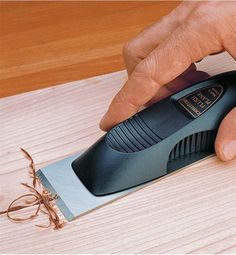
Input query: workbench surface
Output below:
<box><xmin>0</xmin><ymin>1</ymin><xmax>178</xmax><ymax>98</ymax></box>
<box><xmin>1</xmin><ymin>52</ymin><xmax>236</xmax><ymax>253</ymax></box>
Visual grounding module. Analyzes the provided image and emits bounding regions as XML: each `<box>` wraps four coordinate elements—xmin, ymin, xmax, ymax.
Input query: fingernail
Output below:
<box><xmin>222</xmin><ymin>140</ymin><xmax>236</xmax><ymax>161</ymax></box>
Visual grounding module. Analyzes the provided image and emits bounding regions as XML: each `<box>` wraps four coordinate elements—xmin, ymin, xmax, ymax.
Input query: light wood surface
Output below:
<box><xmin>1</xmin><ymin>52</ymin><xmax>236</xmax><ymax>253</ymax></box>
<box><xmin>0</xmin><ymin>1</ymin><xmax>179</xmax><ymax>98</ymax></box>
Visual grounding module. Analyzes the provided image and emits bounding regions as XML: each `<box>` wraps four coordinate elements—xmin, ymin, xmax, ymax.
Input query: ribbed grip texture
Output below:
<box><xmin>168</xmin><ymin>130</ymin><xmax>216</xmax><ymax>162</ymax></box>
<box><xmin>106</xmin><ymin>114</ymin><xmax>162</xmax><ymax>153</ymax></box>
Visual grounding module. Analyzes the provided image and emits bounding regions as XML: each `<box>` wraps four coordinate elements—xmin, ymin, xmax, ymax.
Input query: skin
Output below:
<box><xmin>100</xmin><ymin>1</ymin><xmax>236</xmax><ymax>162</ymax></box>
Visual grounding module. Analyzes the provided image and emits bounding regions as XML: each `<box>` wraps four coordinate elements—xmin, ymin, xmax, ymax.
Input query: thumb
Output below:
<box><xmin>215</xmin><ymin>108</ymin><xmax>236</xmax><ymax>161</ymax></box>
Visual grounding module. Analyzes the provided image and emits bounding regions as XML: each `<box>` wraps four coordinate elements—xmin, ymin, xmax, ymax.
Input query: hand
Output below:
<box><xmin>100</xmin><ymin>1</ymin><xmax>236</xmax><ymax>161</ymax></box>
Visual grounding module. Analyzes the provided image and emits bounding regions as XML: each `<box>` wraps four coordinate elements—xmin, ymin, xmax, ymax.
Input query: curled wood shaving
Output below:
<box><xmin>7</xmin><ymin>193</ymin><xmax>41</xmax><ymax>221</ymax></box>
<box><xmin>20</xmin><ymin>148</ymin><xmax>37</xmax><ymax>188</ymax></box>
<box><xmin>2</xmin><ymin>148</ymin><xmax>65</xmax><ymax>230</ymax></box>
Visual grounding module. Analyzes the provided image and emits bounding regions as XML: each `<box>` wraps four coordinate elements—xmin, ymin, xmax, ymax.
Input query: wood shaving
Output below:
<box><xmin>1</xmin><ymin>148</ymin><xmax>65</xmax><ymax>230</ymax></box>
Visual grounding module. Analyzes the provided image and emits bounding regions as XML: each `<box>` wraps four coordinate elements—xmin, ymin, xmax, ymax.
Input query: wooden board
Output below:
<box><xmin>0</xmin><ymin>1</ymin><xmax>179</xmax><ymax>97</ymax></box>
<box><xmin>0</xmin><ymin>53</ymin><xmax>236</xmax><ymax>253</ymax></box>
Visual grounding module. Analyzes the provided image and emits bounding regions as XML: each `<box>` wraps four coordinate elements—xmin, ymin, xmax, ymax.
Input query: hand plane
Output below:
<box><xmin>37</xmin><ymin>71</ymin><xmax>236</xmax><ymax>221</ymax></box>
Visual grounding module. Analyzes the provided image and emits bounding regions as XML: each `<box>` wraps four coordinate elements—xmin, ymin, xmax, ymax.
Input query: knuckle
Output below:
<box><xmin>113</xmin><ymin>89</ymin><xmax>138</xmax><ymax>110</ymax></box>
<box><xmin>231</xmin><ymin>107</ymin><xmax>236</xmax><ymax>115</ymax></box>
<box><xmin>192</xmin><ymin>3</ymin><xmax>214</xmax><ymax>18</ymax></box>
<box><xmin>123</xmin><ymin>41</ymin><xmax>136</xmax><ymax>58</ymax></box>
<box><xmin>135</xmin><ymin>59</ymin><xmax>153</xmax><ymax>81</ymax></box>
<box><xmin>113</xmin><ymin>89</ymin><xmax>127</xmax><ymax>104</ymax></box>
<box><xmin>221</xmin><ymin>108</ymin><xmax>236</xmax><ymax>132</ymax></box>
<box><xmin>229</xmin><ymin>108</ymin><xmax>236</xmax><ymax>125</ymax></box>
<box><xmin>190</xmin><ymin>2</ymin><xmax>221</xmax><ymax>24</ymax></box>
<box><xmin>134</xmin><ymin>59</ymin><xmax>161</xmax><ymax>87</ymax></box>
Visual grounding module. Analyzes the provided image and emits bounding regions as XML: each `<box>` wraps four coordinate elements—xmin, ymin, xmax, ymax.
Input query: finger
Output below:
<box><xmin>215</xmin><ymin>108</ymin><xmax>236</xmax><ymax>161</ymax></box>
<box><xmin>123</xmin><ymin>2</ymin><xmax>197</xmax><ymax>75</ymax></box>
<box><xmin>146</xmin><ymin>70</ymin><xmax>209</xmax><ymax>105</ymax></box>
<box><xmin>167</xmin><ymin>70</ymin><xmax>209</xmax><ymax>94</ymax></box>
<box><xmin>100</xmin><ymin>13</ymin><xmax>223</xmax><ymax>131</ymax></box>
<box><xmin>100</xmin><ymin>73</ymin><xmax>159</xmax><ymax>131</ymax></box>
<box><xmin>218</xmin><ymin>3</ymin><xmax>236</xmax><ymax>60</ymax></box>
<box><xmin>182</xmin><ymin>70</ymin><xmax>209</xmax><ymax>84</ymax></box>
<box><xmin>180</xmin><ymin>63</ymin><xmax>197</xmax><ymax>77</ymax></box>
<box><xmin>145</xmin><ymin>83</ymin><xmax>173</xmax><ymax>107</ymax></box>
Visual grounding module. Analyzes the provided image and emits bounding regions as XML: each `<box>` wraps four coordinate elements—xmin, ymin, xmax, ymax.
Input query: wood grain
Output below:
<box><xmin>0</xmin><ymin>52</ymin><xmax>236</xmax><ymax>253</ymax></box>
<box><xmin>0</xmin><ymin>1</ymin><xmax>179</xmax><ymax>97</ymax></box>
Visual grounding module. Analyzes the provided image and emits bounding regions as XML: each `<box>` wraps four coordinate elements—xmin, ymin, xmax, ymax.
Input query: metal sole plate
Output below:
<box><xmin>37</xmin><ymin>151</ymin><xmax>214</xmax><ymax>221</ymax></box>
<box><xmin>36</xmin><ymin>153</ymin><xmax>140</xmax><ymax>221</ymax></box>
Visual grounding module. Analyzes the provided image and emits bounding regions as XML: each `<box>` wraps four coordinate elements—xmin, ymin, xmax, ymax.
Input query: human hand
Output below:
<box><xmin>100</xmin><ymin>1</ymin><xmax>236</xmax><ymax>161</ymax></box>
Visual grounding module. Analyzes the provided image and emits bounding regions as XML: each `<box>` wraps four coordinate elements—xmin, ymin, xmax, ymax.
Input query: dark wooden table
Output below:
<box><xmin>0</xmin><ymin>1</ymin><xmax>179</xmax><ymax>97</ymax></box>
